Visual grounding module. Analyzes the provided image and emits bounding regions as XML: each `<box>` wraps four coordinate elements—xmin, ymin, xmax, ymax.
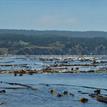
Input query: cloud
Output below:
<box><xmin>34</xmin><ymin>15</ymin><xmax>79</xmax><ymax>30</ymax></box>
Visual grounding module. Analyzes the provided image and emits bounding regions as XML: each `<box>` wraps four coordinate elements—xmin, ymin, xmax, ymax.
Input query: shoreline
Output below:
<box><xmin>0</xmin><ymin>69</ymin><xmax>107</xmax><ymax>75</ymax></box>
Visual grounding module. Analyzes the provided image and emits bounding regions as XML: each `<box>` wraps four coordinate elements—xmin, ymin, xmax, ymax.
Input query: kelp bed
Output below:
<box><xmin>0</xmin><ymin>81</ymin><xmax>107</xmax><ymax>107</ymax></box>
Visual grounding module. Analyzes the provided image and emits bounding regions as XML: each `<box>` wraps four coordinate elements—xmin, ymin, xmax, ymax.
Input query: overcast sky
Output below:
<box><xmin>0</xmin><ymin>0</ymin><xmax>107</xmax><ymax>31</ymax></box>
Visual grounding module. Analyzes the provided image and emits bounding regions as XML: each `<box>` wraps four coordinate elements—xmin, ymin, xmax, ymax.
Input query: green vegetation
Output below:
<box><xmin>0</xmin><ymin>29</ymin><xmax>107</xmax><ymax>55</ymax></box>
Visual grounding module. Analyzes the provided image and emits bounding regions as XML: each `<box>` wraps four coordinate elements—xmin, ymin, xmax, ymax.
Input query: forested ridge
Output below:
<box><xmin>0</xmin><ymin>29</ymin><xmax>107</xmax><ymax>55</ymax></box>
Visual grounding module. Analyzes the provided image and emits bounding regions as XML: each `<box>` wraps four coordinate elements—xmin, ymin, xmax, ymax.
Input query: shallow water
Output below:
<box><xmin>0</xmin><ymin>73</ymin><xmax>107</xmax><ymax>107</ymax></box>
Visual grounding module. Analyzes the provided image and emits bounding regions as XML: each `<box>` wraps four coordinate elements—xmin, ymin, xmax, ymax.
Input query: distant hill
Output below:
<box><xmin>0</xmin><ymin>29</ymin><xmax>107</xmax><ymax>38</ymax></box>
<box><xmin>0</xmin><ymin>29</ymin><xmax>107</xmax><ymax>55</ymax></box>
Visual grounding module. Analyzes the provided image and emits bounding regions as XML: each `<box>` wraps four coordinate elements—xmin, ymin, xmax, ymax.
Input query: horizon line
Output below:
<box><xmin>0</xmin><ymin>28</ymin><xmax>107</xmax><ymax>32</ymax></box>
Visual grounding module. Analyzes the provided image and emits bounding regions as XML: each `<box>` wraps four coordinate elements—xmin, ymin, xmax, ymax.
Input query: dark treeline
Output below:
<box><xmin>0</xmin><ymin>29</ymin><xmax>107</xmax><ymax>55</ymax></box>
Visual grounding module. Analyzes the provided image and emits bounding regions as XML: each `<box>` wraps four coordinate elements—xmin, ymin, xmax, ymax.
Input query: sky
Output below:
<box><xmin>0</xmin><ymin>0</ymin><xmax>107</xmax><ymax>31</ymax></box>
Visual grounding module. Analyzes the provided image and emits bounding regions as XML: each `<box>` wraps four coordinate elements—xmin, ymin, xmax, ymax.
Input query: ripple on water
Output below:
<box><xmin>0</xmin><ymin>73</ymin><xmax>107</xmax><ymax>107</ymax></box>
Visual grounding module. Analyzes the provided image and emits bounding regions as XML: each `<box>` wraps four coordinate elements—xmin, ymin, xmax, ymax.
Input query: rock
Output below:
<box><xmin>57</xmin><ymin>93</ymin><xmax>63</xmax><ymax>97</ymax></box>
<box><xmin>49</xmin><ymin>89</ymin><xmax>57</xmax><ymax>96</ymax></box>
<box><xmin>0</xmin><ymin>90</ymin><xmax>6</xmax><ymax>93</ymax></box>
<box><xmin>69</xmin><ymin>92</ymin><xmax>75</xmax><ymax>96</ymax></box>
<box><xmin>89</xmin><ymin>93</ymin><xmax>96</xmax><ymax>98</ymax></box>
<box><xmin>46</xmin><ymin>84</ymin><xmax>49</xmax><ymax>87</ymax></box>
<box><xmin>63</xmin><ymin>91</ymin><xmax>74</xmax><ymax>96</ymax></box>
<box><xmin>96</xmin><ymin>95</ymin><xmax>107</xmax><ymax>103</ymax></box>
<box><xmin>94</xmin><ymin>89</ymin><xmax>101</xmax><ymax>95</ymax></box>
<box><xmin>63</xmin><ymin>91</ymin><xmax>69</xmax><ymax>95</ymax></box>
<box><xmin>80</xmin><ymin>98</ymin><xmax>88</xmax><ymax>103</ymax></box>
<box><xmin>0</xmin><ymin>102</ymin><xmax>5</xmax><ymax>105</ymax></box>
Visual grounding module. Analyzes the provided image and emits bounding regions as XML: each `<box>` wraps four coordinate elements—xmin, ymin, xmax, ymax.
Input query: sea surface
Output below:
<box><xmin>0</xmin><ymin>55</ymin><xmax>107</xmax><ymax>107</ymax></box>
<box><xmin>0</xmin><ymin>73</ymin><xmax>107</xmax><ymax>107</ymax></box>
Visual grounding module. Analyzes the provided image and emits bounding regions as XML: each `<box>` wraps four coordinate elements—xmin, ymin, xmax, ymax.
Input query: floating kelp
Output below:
<box><xmin>0</xmin><ymin>81</ymin><xmax>37</xmax><ymax>90</ymax></box>
<box><xmin>96</xmin><ymin>95</ymin><xmax>107</xmax><ymax>103</ymax></box>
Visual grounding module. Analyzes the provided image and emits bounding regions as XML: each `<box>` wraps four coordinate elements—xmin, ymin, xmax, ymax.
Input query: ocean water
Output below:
<box><xmin>0</xmin><ymin>55</ymin><xmax>107</xmax><ymax>107</ymax></box>
<box><xmin>0</xmin><ymin>73</ymin><xmax>107</xmax><ymax>107</ymax></box>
